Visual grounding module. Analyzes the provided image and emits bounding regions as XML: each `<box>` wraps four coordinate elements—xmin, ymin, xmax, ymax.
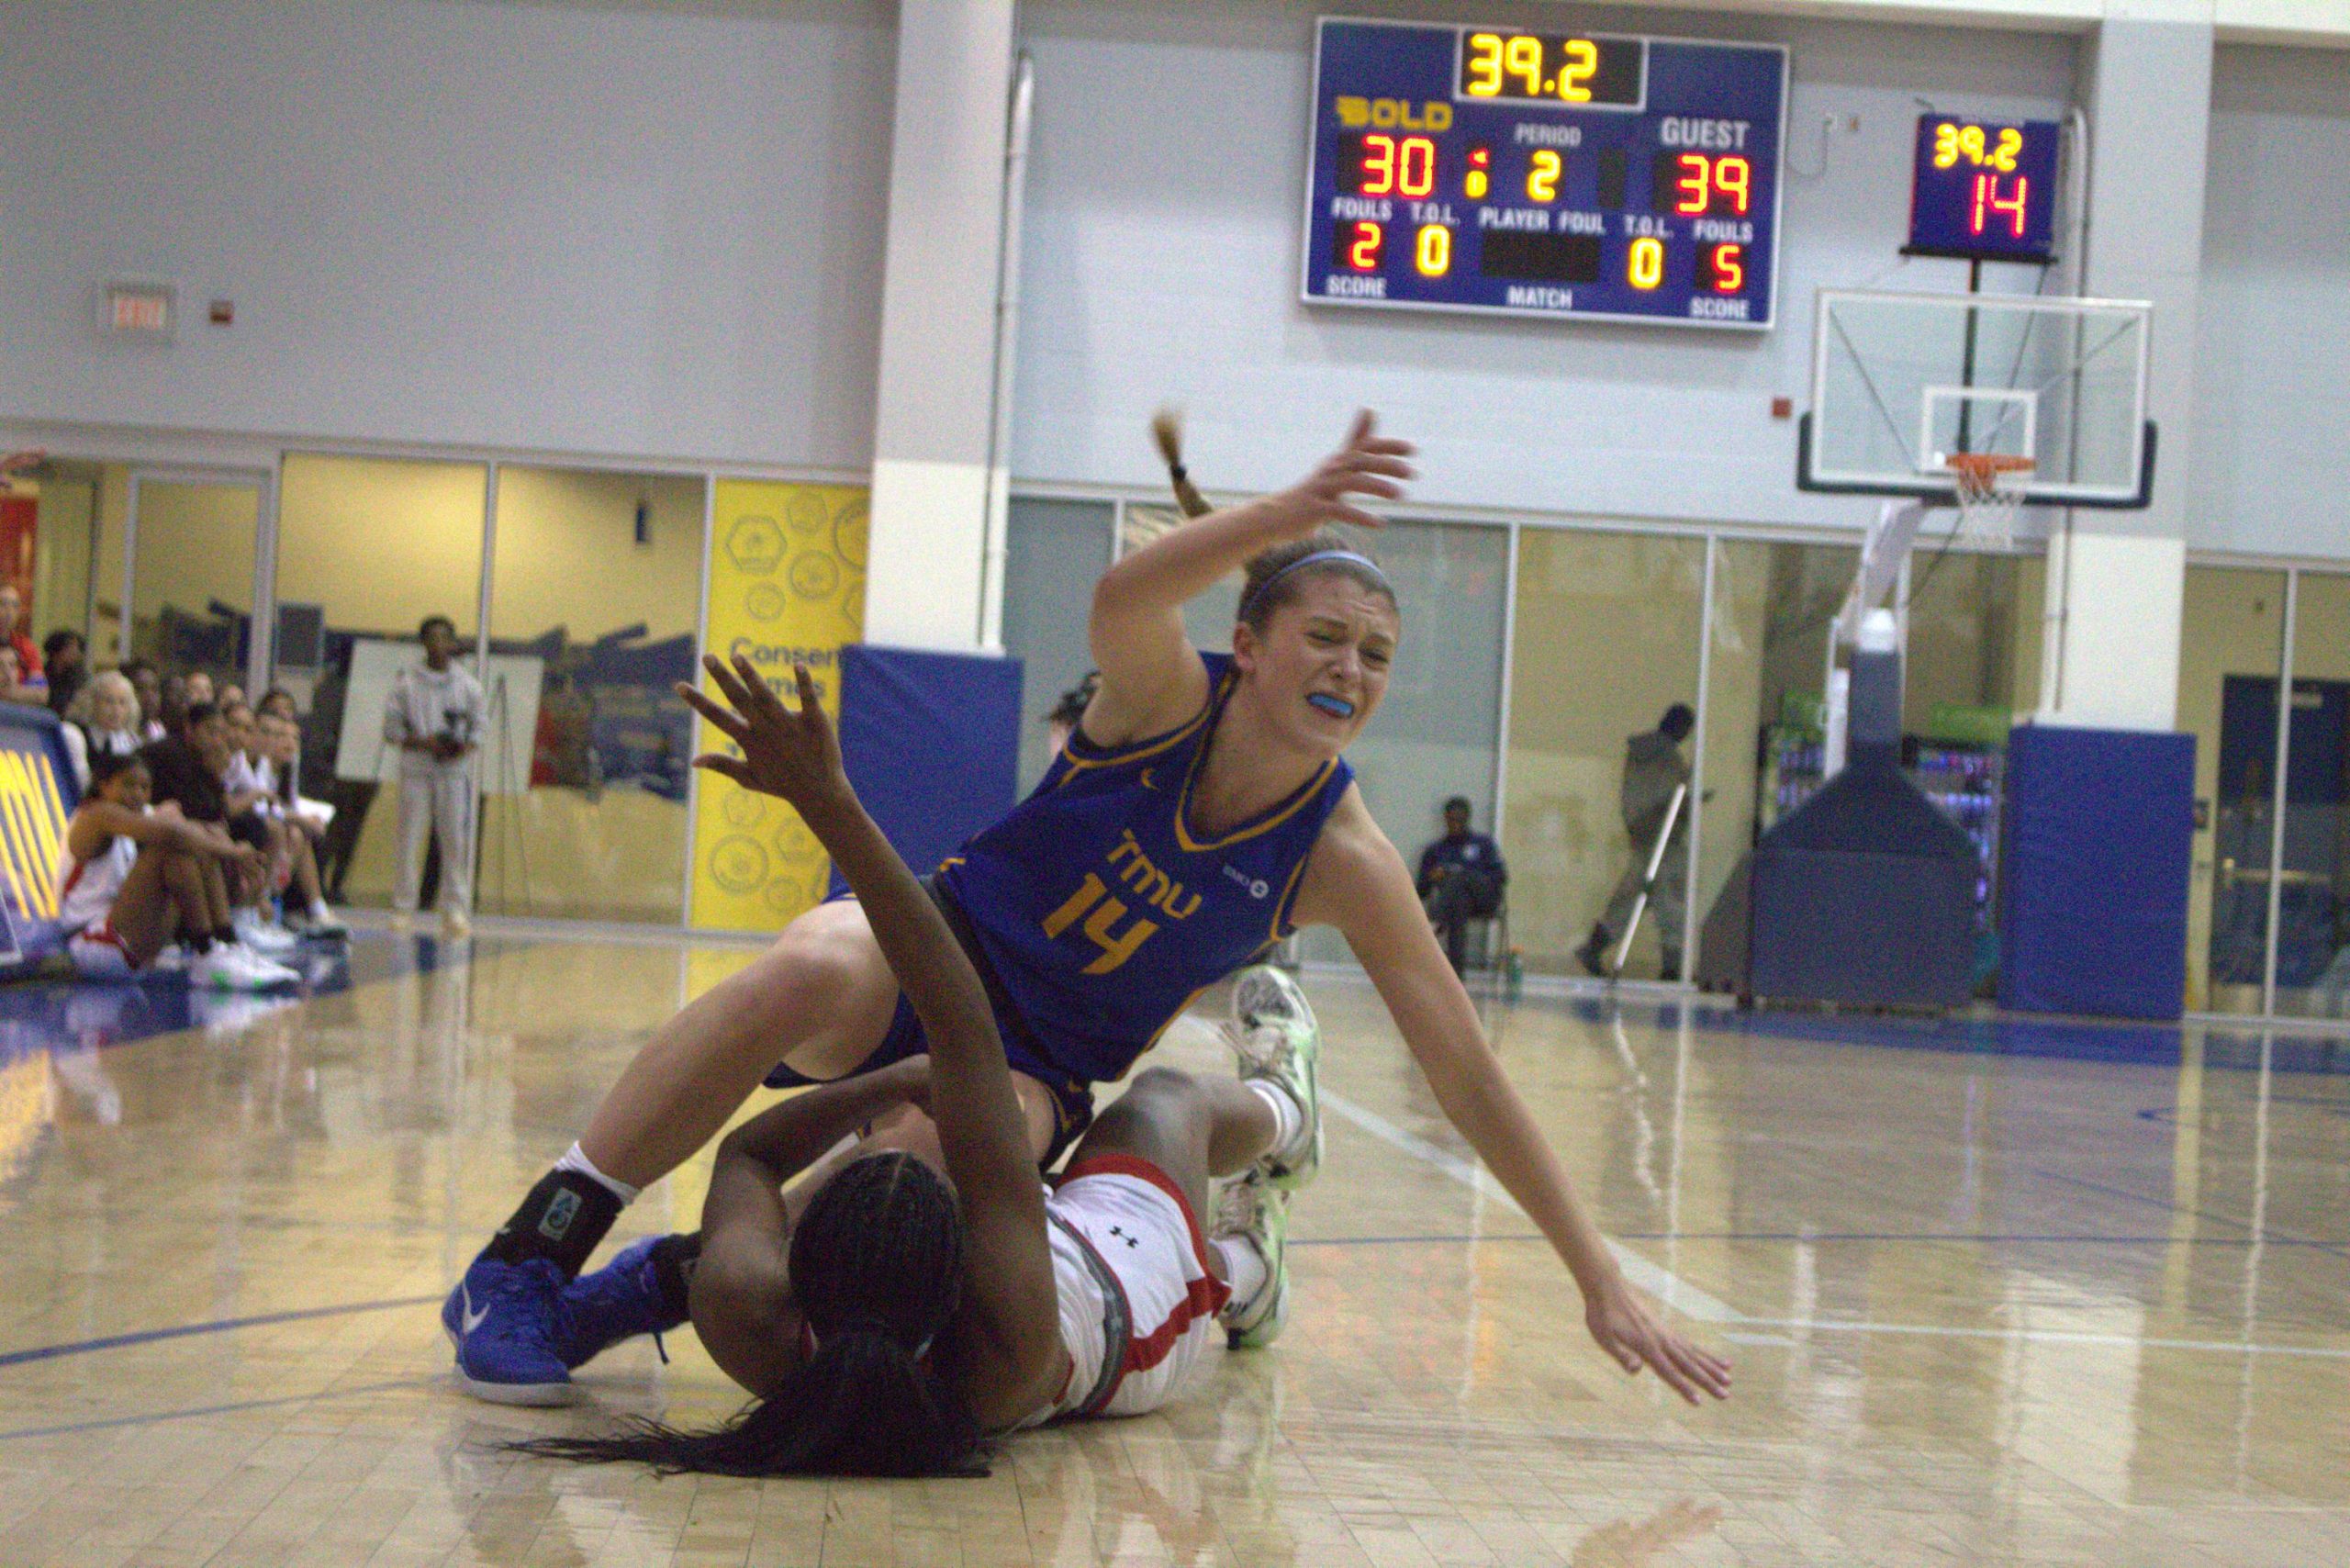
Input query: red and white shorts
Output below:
<box><xmin>1017</xmin><ymin>1153</ymin><xmax>1232</xmax><ymax>1428</ymax></box>
<box><xmin>65</xmin><ymin>923</ymin><xmax>139</xmax><ymax>980</ymax></box>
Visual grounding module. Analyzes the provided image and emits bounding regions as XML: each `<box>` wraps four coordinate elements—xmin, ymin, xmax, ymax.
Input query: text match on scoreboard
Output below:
<box><xmin>1302</xmin><ymin>17</ymin><xmax>1787</xmax><ymax>329</ymax></box>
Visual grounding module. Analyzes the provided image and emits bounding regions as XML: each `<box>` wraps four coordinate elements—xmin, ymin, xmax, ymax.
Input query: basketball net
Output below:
<box><xmin>1942</xmin><ymin>453</ymin><xmax>2034</xmax><ymax>552</ymax></box>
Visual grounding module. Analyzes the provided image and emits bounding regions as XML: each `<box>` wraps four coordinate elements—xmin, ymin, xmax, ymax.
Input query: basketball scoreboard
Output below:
<box><xmin>1906</xmin><ymin>115</ymin><xmax>2062</xmax><ymax>263</ymax></box>
<box><xmin>1302</xmin><ymin>18</ymin><xmax>1788</xmax><ymax>329</ymax></box>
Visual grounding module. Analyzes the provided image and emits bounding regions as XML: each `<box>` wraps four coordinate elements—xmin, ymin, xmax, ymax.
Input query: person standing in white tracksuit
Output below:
<box><xmin>386</xmin><ymin>615</ymin><xmax>486</xmax><ymax>935</ymax></box>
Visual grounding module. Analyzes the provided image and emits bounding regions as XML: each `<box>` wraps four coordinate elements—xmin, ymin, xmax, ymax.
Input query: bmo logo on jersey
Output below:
<box><xmin>1223</xmin><ymin>864</ymin><xmax>1272</xmax><ymax>900</ymax></box>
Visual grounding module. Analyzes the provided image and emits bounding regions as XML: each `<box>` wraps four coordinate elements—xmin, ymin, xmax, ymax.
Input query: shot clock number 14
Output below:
<box><xmin>1905</xmin><ymin>114</ymin><xmax>2062</xmax><ymax>263</ymax></box>
<box><xmin>1303</xmin><ymin>17</ymin><xmax>1787</xmax><ymax>329</ymax></box>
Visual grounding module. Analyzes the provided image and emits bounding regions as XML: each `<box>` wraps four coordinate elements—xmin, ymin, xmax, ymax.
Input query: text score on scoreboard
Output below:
<box><xmin>1302</xmin><ymin>17</ymin><xmax>1787</xmax><ymax>329</ymax></box>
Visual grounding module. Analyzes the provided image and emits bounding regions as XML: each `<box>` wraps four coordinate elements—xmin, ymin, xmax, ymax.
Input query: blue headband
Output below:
<box><xmin>1237</xmin><ymin>549</ymin><xmax>1392</xmax><ymax>622</ymax></box>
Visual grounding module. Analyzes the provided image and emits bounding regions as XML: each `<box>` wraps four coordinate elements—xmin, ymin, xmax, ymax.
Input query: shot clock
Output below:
<box><xmin>1303</xmin><ymin>17</ymin><xmax>1787</xmax><ymax>329</ymax></box>
<box><xmin>1906</xmin><ymin>115</ymin><xmax>2062</xmax><ymax>263</ymax></box>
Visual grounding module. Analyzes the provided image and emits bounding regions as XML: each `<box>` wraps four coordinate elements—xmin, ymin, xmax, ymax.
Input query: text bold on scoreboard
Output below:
<box><xmin>1906</xmin><ymin>116</ymin><xmax>2061</xmax><ymax>263</ymax></box>
<box><xmin>1301</xmin><ymin>17</ymin><xmax>1787</xmax><ymax>329</ymax></box>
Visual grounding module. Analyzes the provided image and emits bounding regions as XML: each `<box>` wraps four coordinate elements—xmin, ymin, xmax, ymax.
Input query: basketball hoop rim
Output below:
<box><xmin>1940</xmin><ymin>453</ymin><xmax>2036</xmax><ymax>501</ymax></box>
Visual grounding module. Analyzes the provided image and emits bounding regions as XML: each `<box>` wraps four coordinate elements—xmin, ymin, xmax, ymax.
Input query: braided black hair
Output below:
<box><xmin>516</xmin><ymin>1152</ymin><xmax>984</xmax><ymax>1477</ymax></box>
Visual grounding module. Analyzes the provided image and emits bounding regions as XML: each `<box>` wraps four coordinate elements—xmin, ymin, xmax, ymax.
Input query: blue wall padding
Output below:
<box><xmin>1998</xmin><ymin>725</ymin><xmax>2195</xmax><ymax>1020</ymax></box>
<box><xmin>834</xmin><ymin>644</ymin><xmax>1024</xmax><ymax>890</ymax></box>
<box><xmin>1748</xmin><ymin>749</ymin><xmax>1979</xmax><ymax>1007</ymax></box>
<box><xmin>0</xmin><ymin>702</ymin><xmax>79</xmax><ymax>968</ymax></box>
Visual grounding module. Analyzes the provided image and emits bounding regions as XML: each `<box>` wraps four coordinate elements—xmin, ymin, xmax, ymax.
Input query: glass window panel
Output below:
<box><xmin>1505</xmin><ymin>529</ymin><xmax>1705</xmax><ymax>980</ymax></box>
<box><xmin>93</xmin><ymin>465</ymin><xmax>131</xmax><ymax>665</ymax></box>
<box><xmin>1904</xmin><ymin>550</ymin><xmax>2042</xmax><ymax>724</ymax></box>
<box><xmin>274</xmin><ymin>454</ymin><xmax>489</xmax><ymax>911</ymax></box>
<box><xmin>28</xmin><ymin>462</ymin><xmax>100</xmax><ymax>655</ymax></box>
<box><xmin>476</xmin><ymin>466</ymin><xmax>706</xmax><ymax>924</ymax></box>
<box><xmin>2277</xmin><ymin>571</ymin><xmax>2350</xmax><ymax>1019</ymax></box>
<box><xmin>1124</xmin><ymin>510</ymin><xmax>1510</xmax><ymax>968</ymax></box>
<box><xmin>1298</xmin><ymin>521</ymin><xmax>1507</xmax><ymax>965</ymax></box>
<box><xmin>1003</xmin><ymin>498</ymin><xmax>1114</xmax><ymax>796</ymax></box>
<box><xmin>1698</xmin><ymin>541</ymin><xmax>1858</xmax><ymax>975</ymax></box>
<box><xmin>1903</xmin><ymin>550</ymin><xmax>2043</xmax><ymax>958</ymax></box>
<box><xmin>1122</xmin><ymin>505</ymin><xmax>1240</xmax><ymax>650</ymax></box>
<box><xmin>2177</xmin><ymin>566</ymin><xmax>2288</xmax><ymax>1014</ymax></box>
<box><xmin>132</xmin><ymin>479</ymin><xmax>260</xmax><ymax>690</ymax></box>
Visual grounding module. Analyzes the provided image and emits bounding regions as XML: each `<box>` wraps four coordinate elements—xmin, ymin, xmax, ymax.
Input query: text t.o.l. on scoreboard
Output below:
<box><xmin>1301</xmin><ymin>17</ymin><xmax>1788</xmax><ymax>330</ymax></box>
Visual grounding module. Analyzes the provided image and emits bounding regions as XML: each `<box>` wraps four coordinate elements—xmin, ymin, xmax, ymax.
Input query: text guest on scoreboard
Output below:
<box><xmin>1302</xmin><ymin>18</ymin><xmax>1788</xmax><ymax>329</ymax></box>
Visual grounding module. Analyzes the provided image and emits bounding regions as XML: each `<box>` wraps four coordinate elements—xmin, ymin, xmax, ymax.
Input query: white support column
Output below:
<box><xmin>2044</xmin><ymin>12</ymin><xmax>2211</xmax><ymax>730</ymax></box>
<box><xmin>863</xmin><ymin>0</ymin><xmax>1019</xmax><ymax>653</ymax></box>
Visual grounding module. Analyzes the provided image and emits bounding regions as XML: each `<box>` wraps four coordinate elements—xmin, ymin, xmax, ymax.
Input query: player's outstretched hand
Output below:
<box><xmin>678</xmin><ymin>654</ymin><xmax>848</xmax><ymax>813</ymax></box>
<box><xmin>1583</xmin><ymin>1273</ymin><xmax>1733</xmax><ymax>1406</ymax></box>
<box><xmin>1266</xmin><ymin>410</ymin><xmax>1416</xmax><ymax>537</ymax></box>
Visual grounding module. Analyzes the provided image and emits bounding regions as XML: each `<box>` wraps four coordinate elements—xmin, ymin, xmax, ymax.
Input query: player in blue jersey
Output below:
<box><xmin>443</xmin><ymin>414</ymin><xmax>1732</xmax><ymax>1412</ymax></box>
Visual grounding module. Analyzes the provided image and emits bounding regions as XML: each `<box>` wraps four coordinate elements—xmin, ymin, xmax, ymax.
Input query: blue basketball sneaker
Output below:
<box><xmin>442</xmin><ymin>1255</ymin><xmax>574</xmax><ymax>1406</ymax></box>
<box><xmin>557</xmin><ymin>1236</ymin><xmax>688</xmax><ymax>1370</ymax></box>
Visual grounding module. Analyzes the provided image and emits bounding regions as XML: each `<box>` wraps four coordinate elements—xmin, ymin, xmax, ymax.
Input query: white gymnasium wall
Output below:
<box><xmin>6</xmin><ymin>3</ymin><xmax>2339</xmax><ymax>568</ymax></box>
<box><xmin>0</xmin><ymin>0</ymin><xmax>893</xmax><ymax>470</ymax></box>
<box><xmin>1008</xmin><ymin>1</ymin><xmax>2082</xmax><ymax>532</ymax></box>
<box><xmin>2193</xmin><ymin>45</ymin><xmax>2350</xmax><ymax>563</ymax></box>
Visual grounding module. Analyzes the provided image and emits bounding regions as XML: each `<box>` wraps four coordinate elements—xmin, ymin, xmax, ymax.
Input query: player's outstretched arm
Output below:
<box><xmin>1304</xmin><ymin>793</ymin><xmax>1732</xmax><ymax>1406</ymax></box>
<box><xmin>679</xmin><ymin>655</ymin><xmax>1067</xmax><ymax>1419</ymax></box>
<box><xmin>1084</xmin><ymin>412</ymin><xmax>1416</xmax><ymax>745</ymax></box>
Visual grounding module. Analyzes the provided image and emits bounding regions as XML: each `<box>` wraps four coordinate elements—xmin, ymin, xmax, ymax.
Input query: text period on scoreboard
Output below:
<box><xmin>1302</xmin><ymin>18</ymin><xmax>1788</xmax><ymax>329</ymax></box>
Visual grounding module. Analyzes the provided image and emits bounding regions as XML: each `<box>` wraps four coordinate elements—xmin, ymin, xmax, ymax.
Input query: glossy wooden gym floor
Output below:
<box><xmin>1</xmin><ymin>931</ymin><xmax>2344</xmax><ymax>1567</ymax></box>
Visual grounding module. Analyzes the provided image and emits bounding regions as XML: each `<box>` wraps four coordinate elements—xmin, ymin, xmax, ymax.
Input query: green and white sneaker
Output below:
<box><xmin>1229</xmin><ymin>965</ymin><xmax>1321</xmax><ymax>1190</ymax></box>
<box><xmin>1214</xmin><ymin>1170</ymin><xmax>1292</xmax><ymax>1350</ymax></box>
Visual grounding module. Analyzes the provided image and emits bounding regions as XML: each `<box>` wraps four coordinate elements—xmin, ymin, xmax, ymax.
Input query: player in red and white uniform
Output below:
<box><xmin>59</xmin><ymin>751</ymin><xmax>299</xmax><ymax>990</ymax></box>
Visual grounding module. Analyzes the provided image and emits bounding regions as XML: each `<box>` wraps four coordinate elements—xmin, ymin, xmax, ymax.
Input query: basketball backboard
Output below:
<box><xmin>1797</xmin><ymin>288</ymin><xmax>2155</xmax><ymax>510</ymax></box>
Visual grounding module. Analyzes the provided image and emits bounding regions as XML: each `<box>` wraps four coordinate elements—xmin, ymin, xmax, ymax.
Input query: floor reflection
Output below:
<box><xmin>0</xmin><ymin>949</ymin><xmax>2344</xmax><ymax>1565</ymax></box>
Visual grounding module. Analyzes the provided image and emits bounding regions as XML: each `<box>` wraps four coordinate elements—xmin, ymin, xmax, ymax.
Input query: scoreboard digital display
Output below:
<box><xmin>1303</xmin><ymin>18</ymin><xmax>1787</xmax><ymax>330</ymax></box>
<box><xmin>1906</xmin><ymin>115</ymin><xmax>2061</xmax><ymax>263</ymax></box>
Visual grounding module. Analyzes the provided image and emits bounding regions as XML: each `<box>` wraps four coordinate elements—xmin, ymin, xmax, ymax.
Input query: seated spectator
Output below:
<box><xmin>142</xmin><ymin>703</ymin><xmax>297</xmax><ymax>958</ymax></box>
<box><xmin>0</xmin><ymin>585</ymin><xmax>41</xmax><ymax>686</ymax></box>
<box><xmin>73</xmin><ymin>672</ymin><xmax>145</xmax><ymax>764</ymax></box>
<box><xmin>143</xmin><ymin>701</ymin><xmax>232</xmax><ymax>830</ymax></box>
<box><xmin>58</xmin><ymin>752</ymin><xmax>297</xmax><ymax>990</ymax></box>
<box><xmin>42</xmin><ymin>630</ymin><xmax>85</xmax><ymax>717</ymax></box>
<box><xmin>256</xmin><ymin>706</ymin><xmax>344</xmax><ymax>936</ymax></box>
<box><xmin>60</xmin><ymin>669</ymin><xmax>141</xmax><ymax>793</ymax></box>
<box><xmin>218</xmin><ymin>700</ymin><xmax>307</xmax><ymax>957</ymax></box>
<box><xmin>184</xmin><ymin>670</ymin><xmax>215</xmax><ymax>708</ymax></box>
<box><xmin>154</xmin><ymin>672</ymin><xmax>192</xmax><ymax>739</ymax></box>
<box><xmin>0</xmin><ymin>644</ymin><xmax>38</xmax><ymax>707</ymax></box>
<box><xmin>218</xmin><ymin>681</ymin><xmax>245</xmax><ymax>712</ymax></box>
<box><xmin>256</xmin><ymin>687</ymin><xmax>298</xmax><ymax>724</ymax></box>
<box><xmin>1416</xmin><ymin>796</ymin><xmax>1508</xmax><ymax>976</ymax></box>
<box><xmin>121</xmin><ymin>660</ymin><xmax>167</xmax><ymax>742</ymax></box>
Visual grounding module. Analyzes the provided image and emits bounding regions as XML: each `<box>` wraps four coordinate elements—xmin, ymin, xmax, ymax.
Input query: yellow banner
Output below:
<box><xmin>688</xmin><ymin>480</ymin><xmax>867</xmax><ymax>932</ymax></box>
